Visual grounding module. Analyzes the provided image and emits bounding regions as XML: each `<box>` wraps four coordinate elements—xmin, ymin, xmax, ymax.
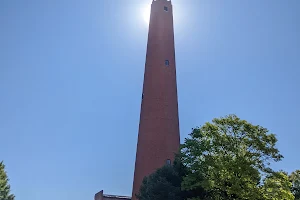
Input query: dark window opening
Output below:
<box><xmin>142</xmin><ymin>93</ymin><xmax>144</xmax><ymax>99</ymax></box>
<box><xmin>166</xmin><ymin>159</ymin><xmax>171</xmax><ymax>165</ymax></box>
<box><xmin>165</xmin><ymin>60</ymin><xmax>169</xmax><ymax>66</ymax></box>
<box><xmin>164</xmin><ymin>6</ymin><xmax>168</xmax><ymax>12</ymax></box>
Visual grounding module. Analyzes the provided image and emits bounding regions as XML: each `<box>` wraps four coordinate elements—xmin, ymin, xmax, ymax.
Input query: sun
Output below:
<box><xmin>142</xmin><ymin>4</ymin><xmax>151</xmax><ymax>24</ymax></box>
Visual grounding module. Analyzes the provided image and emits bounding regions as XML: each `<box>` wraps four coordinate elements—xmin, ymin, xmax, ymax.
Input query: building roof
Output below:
<box><xmin>103</xmin><ymin>194</ymin><xmax>131</xmax><ymax>200</ymax></box>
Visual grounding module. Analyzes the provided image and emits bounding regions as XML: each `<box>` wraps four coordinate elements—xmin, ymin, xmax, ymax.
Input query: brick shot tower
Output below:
<box><xmin>131</xmin><ymin>0</ymin><xmax>180</xmax><ymax>199</ymax></box>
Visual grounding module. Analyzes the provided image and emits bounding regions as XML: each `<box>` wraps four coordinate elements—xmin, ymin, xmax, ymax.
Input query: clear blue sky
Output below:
<box><xmin>1</xmin><ymin>0</ymin><xmax>300</xmax><ymax>199</ymax></box>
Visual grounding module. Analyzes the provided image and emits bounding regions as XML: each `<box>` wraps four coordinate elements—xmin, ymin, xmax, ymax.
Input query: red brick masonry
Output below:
<box><xmin>131</xmin><ymin>0</ymin><xmax>180</xmax><ymax>199</ymax></box>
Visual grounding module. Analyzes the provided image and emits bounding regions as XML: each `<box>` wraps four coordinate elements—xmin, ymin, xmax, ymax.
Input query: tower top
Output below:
<box><xmin>152</xmin><ymin>0</ymin><xmax>171</xmax><ymax>2</ymax></box>
<box><xmin>152</xmin><ymin>0</ymin><xmax>172</xmax><ymax>5</ymax></box>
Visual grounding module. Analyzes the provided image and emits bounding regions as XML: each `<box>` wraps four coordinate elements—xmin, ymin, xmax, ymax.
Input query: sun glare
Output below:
<box><xmin>142</xmin><ymin>4</ymin><xmax>151</xmax><ymax>24</ymax></box>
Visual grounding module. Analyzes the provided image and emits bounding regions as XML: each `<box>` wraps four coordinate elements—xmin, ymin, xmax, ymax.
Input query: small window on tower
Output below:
<box><xmin>165</xmin><ymin>60</ymin><xmax>170</xmax><ymax>66</ymax></box>
<box><xmin>164</xmin><ymin>6</ymin><xmax>168</xmax><ymax>12</ymax></box>
<box><xmin>166</xmin><ymin>159</ymin><xmax>171</xmax><ymax>165</ymax></box>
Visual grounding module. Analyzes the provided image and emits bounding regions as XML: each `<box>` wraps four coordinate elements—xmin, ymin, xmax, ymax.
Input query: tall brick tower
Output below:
<box><xmin>131</xmin><ymin>0</ymin><xmax>180</xmax><ymax>199</ymax></box>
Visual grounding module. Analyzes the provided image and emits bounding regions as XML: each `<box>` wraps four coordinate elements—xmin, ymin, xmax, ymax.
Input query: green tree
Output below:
<box><xmin>136</xmin><ymin>162</ymin><xmax>182</xmax><ymax>200</ymax></box>
<box><xmin>290</xmin><ymin>170</ymin><xmax>300</xmax><ymax>200</ymax></box>
<box><xmin>136</xmin><ymin>157</ymin><xmax>207</xmax><ymax>200</ymax></box>
<box><xmin>262</xmin><ymin>171</ymin><xmax>294</xmax><ymax>200</ymax></box>
<box><xmin>181</xmin><ymin>114</ymin><xmax>290</xmax><ymax>200</ymax></box>
<box><xmin>0</xmin><ymin>161</ymin><xmax>15</xmax><ymax>200</ymax></box>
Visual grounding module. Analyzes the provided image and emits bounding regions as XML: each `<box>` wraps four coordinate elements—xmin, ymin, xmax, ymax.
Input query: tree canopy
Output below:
<box><xmin>138</xmin><ymin>115</ymin><xmax>297</xmax><ymax>200</ymax></box>
<box><xmin>290</xmin><ymin>170</ymin><xmax>300</xmax><ymax>200</ymax></box>
<box><xmin>181</xmin><ymin>114</ymin><xmax>293</xmax><ymax>199</ymax></box>
<box><xmin>136</xmin><ymin>157</ymin><xmax>208</xmax><ymax>200</ymax></box>
<box><xmin>136</xmin><ymin>162</ymin><xmax>182</xmax><ymax>200</ymax></box>
<box><xmin>0</xmin><ymin>161</ymin><xmax>15</xmax><ymax>200</ymax></box>
<box><xmin>262</xmin><ymin>171</ymin><xmax>294</xmax><ymax>200</ymax></box>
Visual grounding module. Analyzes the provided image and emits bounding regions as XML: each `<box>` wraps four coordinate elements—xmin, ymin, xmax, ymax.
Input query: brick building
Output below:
<box><xmin>95</xmin><ymin>0</ymin><xmax>179</xmax><ymax>199</ymax></box>
<box><xmin>94</xmin><ymin>191</ymin><xmax>131</xmax><ymax>200</ymax></box>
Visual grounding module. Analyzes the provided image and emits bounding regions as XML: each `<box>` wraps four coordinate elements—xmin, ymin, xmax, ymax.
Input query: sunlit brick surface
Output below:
<box><xmin>131</xmin><ymin>0</ymin><xmax>180</xmax><ymax>199</ymax></box>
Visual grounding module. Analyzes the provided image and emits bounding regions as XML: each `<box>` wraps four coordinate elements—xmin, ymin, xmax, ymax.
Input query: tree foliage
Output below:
<box><xmin>181</xmin><ymin>114</ymin><xmax>293</xmax><ymax>200</ymax></box>
<box><xmin>137</xmin><ymin>115</ymin><xmax>296</xmax><ymax>200</ymax></box>
<box><xmin>290</xmin><ymin>170</ymin><xmax>300</xmax><ymax>200</ymax></box>
<box><xmin>261</xmin><ymin>171</ymin><xmax>294</xmax><ymax>200</ymax></box>
<box><xmin>0</xmin><ymin>161</ymin><xmax>15</xmax><ymax>200</ymax></box>
<box><xmin>136</xmin><ymin>162</ymin><xmax>182</xmax><ymax>200</ymax></box>
<box><xmin>137</xmin><ymin>157</ymin><xmax>208</xmax><ymax>200</ymax></box>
